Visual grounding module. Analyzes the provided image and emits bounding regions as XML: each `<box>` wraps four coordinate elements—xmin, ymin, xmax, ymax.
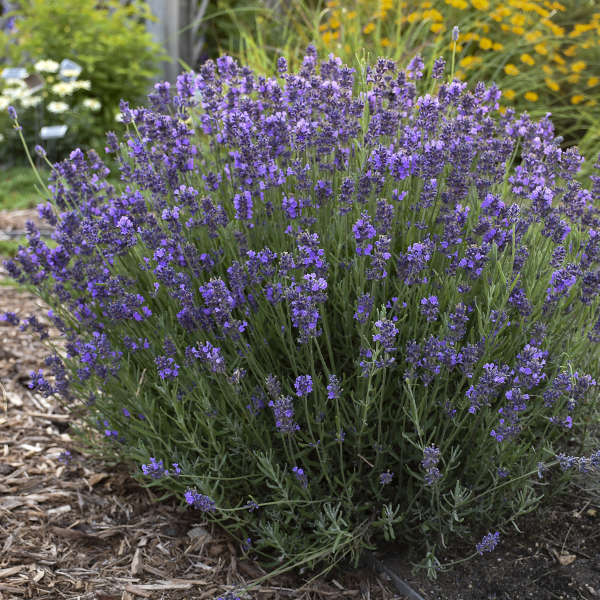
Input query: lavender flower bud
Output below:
<box><xmin>476</xmin><ymin>532</ymin><xmax>500</xmax><ymax>555</ymax></box>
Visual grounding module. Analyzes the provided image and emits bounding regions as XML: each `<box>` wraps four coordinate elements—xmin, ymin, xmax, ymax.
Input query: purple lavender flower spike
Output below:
<box><xmin>379</xmin><ymin>471</ymin><xmax>394</xmax><ymax>485</ymax></box>
<box><xmin>184</xmin><ymin>488</ymin><xmax>216</xmax><ymax>512</ymax></box>
<box><xmin>294</xmin><ymin>374</ymin><xmax>313</xmax><ymax>397</ymax></box>
<box><xmin>476</xmin><ymin>532</ymin><xmax>500</xmax><ymax>555</ymax></box>
<box><xmin>269</xmin><ymin>395</ymin><xmax>300</xmax><ymax>434</ymax></box>
<box><xmin>292</xmin><ymin>466</ymin><xmax>308</xmax><ymax>488</ymax></box>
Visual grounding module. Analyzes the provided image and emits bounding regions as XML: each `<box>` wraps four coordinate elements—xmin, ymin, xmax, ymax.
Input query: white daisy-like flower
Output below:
<box><xmin>115</xmin><ymin>112</ymin><xmax>123</xmax><ymax>122</ymax></box>
<box><xmin>34</xmin><ymin>59</ymin><xmax>59</xmax><ymax>73</ymax></box>
<box><xmin>61</xmin><ymin>68</ymin><xmax>80</xmax><ymax>79</ymax></box>
<box><xmin>21</xmin><ymin>95</ymin><xmax>43</xmax><ymax>108</ymax></box>
<box><xmin>73</xmin><ymin>80</ymin><xmax>91</xmax><ymax>91</ymax></box>
<box><xmin>51</xmin><ymin>82</ymin><xmax>76</xmax><ymax>97</ymax></box>
<box><xmin>82</xmin><ymin>98</ymin><xmax>101</xmax><ymax>111</ymax></box>
<box><xmin>47</xmin><ymin>101</ymin><xmax>69</xmax><ymax>113</ymax></box>
<box><xmin>0</xmin><ymin>97</ymin><xmax>10</xmax><ymax>111</ymax></box>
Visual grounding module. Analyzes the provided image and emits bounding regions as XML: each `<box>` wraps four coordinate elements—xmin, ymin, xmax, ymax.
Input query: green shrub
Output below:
<box><xmin>0</xmin><ymin>0</ymin><xmax>166</xmax><ymax>159</ymax></box>
<box><xmin>4</xmin><ymin>51</ymin><xmax>600</xmax><ymax>591</ymax></box>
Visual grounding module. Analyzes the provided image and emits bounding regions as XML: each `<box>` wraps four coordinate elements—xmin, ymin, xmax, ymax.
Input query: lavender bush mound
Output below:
<box><xmin>6</xmin><ymin>49</ymin><xmax>600</xmax><ymax>579</ymax></box>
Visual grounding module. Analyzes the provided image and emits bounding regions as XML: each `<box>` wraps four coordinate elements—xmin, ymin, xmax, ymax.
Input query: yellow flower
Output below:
<box><xmin>542</xmin><ymin>65</ymin><xmax>553</xmax><ymax>75</ymax></box>
<box><xmin>563</xmin><ymin>45</ymin><xmax>577</xmax><ymax>57</ymax></box>
<box><xmin>319</xmin><ymin>23</ymin><xmax>329</xmax><ymax>32</ymax></box>
<box><xmin>498</xmin><ymin>105</ymin><xmax>507</xmax><ymax>114</ymax></box>
<box><xmin>540</xmin><ymin>18</ymin><xmax>564</xmax><ymax>36</ymax></box>
<box><xmin>534</xmin><ymin>42</ymin><xmax>548</xmax><ymax>55</ymax></box>
<box><xmin>479</xmin><ymin>37</ymin><xmax>493</xmax><ymax>50</ymax></box>
<box><xmin>459</xmin><ymin>55</ymin><xmax>479</xmax><ymax>68</ymax></box>
<box><xmin>490</xmin><ymin>8</ymin><xmax>507</xmax><ymax>21</ymax></box>
<box><xmin>524</xmin><ymin>91</ymin><xmax>538</xmax><ymax>101</ymax></box>
<box><xmin>525</xmin><ymin>31</ymin><xmax>542</xmax><ymax>42</ymax></box>
<box><xmin>329</xmin><ymin>17</ymin><xmax>341</xmax><ymax>29</ymax></box>
<box><xmin>423</xmin><ymin>8</ymin><xmax>444</xmax><ymax>21</ymax></box>
<box><xmin>381</xmin><ymin>37</ymin><xmax>392</xmax><ymax>47</ymax></box>
<box><xmin>520</xmin><ymin>53</ymin><xmax>535</xmax><ymax>66</ymax></box>
<box><xmin>567</xmin><ymin>74</ymin><xmax>580</xmax><ymax>84</ymax></box>
<box><xmin>363</xmin><ymin>22</ymin><xmax>376</xmax><ymax>34</ymax></box>
<box><xmin>471</xmin><ymin>0</ymin><xmax>490</xmax><ymax>9</ymax></box>
<box><xmin>530</xmin><ymin>4</ymin><xmax>550</xmax><ymax>17</ymax></box>
<box><xmin>552</xmin><ymin>53</ymin><xmax>565</xmax><ymax>65</ymax></box>
<box><xmin>430</xmin><ymin>23</ymin><xmax>445</xmax><ymax>33</ymax></box>
<box><xmin>346</xmin><ymin>10</ymin><xmax>357</xmax><ymax>18</ymax></box>
<box><xmin>493</xmin><ymin>42</ymin><xmax>504</xmax><ymax>51</ymax></box>
<box><xmin>326</xmin><ymin>0</ymin><xmax>339</xmax><ymax>6</ymax></box>
<box><xmin>500</xmin><ymin>23</ymin><xmax>510</xmax><ymax>31</ymax></box>
<box><xmin>545</xmin><ymin>78</ymin><xmax>559</xmax><ymax>91</ymax></box>
<box><xmin>571</xmin><ymin>94</ymin><xmax>585</xmax><ymax>104</ymax></box>
<box><xmin>504</xmin><ymin>64</ymin><xmax>520</xmax><ymax>76</ymax></box>
<box><xmin>511</xmin><ymin>13</ymin><xmax>525</xmax><ymax>27</ymax></box>
<box><xmin>512</xmin><ymin>26</ymin><xmax>525</xmax><ymax>35</ymax></box>
<box><xmin>445</xmin><ymin>0</ymin><xmax>468</xmax><ymax>8</ymax></box>
<box><xmin>586</xmin><ymin>99</ymin><xmax>597</xmax><ymax>107</ymax></box>
<box><xmin>569</xmin><ymin>23</ymin><xmax>593</xmax><ymax>37</ymax></box>
<box><xmin>407</xmin><ymin>11</ymin><xmax>421</xmax><ymax>23</ymax></box>
<box><xmin>587</xmin><ymin>76</ymin><xmax>599</xmax><ymax>87</ymax></box>
<box><xmin>503</xmin><ymin>89</ymin><xmax>516</xmax><ymax>100</ymax></box>
<box><xmin>571</xmin><ymin>60</ymin><xmax>586</xmax><ymax>73</ymax></box>
<box><xmin>323</xmin><ymin>30</ymin><xmax>339</xmax><ymax>43</ymax></box>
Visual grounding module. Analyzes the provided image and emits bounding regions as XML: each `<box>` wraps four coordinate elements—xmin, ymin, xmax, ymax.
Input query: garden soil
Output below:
<box><xmin>1</xmin><ymin>209</ymin><xmax>600</xmax><ymax>600</ymax></box>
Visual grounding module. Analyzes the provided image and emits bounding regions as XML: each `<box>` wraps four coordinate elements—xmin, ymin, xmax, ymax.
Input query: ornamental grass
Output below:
<box><xmin>4</xmin><ymin>50</ymin><xmax>600</xmax><ymax>589</ymax></box>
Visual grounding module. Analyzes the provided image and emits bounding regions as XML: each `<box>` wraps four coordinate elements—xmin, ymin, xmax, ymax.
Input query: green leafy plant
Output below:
<box><xmin>0</xmin><ymin>0</ymin><xmax>167</xmax><ymax>149</ymax></box>
<box><xmin>4</xmin><ymin>51</ymin><xmax>600</xmax><ymax>593</ymax></box>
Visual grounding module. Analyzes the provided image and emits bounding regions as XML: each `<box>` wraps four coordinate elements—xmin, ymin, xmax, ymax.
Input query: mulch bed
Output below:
<box><xmin>1</xmin><ymin>209</ymin><xmax>600</xmax><ymax>599</ymax></box>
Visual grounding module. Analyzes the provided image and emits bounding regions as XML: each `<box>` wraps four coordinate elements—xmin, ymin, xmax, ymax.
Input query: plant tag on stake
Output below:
<box><xmin>2</xmin><ymin>68</ymin><xmax>28</xmax><ymax>80</ymax></box>
<box><xmin>58</xmin><ymin>59</ymin><xmax>82</xmax><ymax>82</ymax></box>
<box><xmin>40</xmin><ymin>125</ymin><xmax>68</xmax><ymax>140</ymax></box>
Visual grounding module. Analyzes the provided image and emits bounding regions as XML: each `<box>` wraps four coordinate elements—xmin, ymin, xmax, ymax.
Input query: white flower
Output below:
<box><xmin>61</xmin><ymin>68</ymin><xmax>80</xmax><ymax>79</ymax></box>
<box><xmin>73</xmin><ymin>80</ymin><xmax>91</xmax><ymax>91</ymax></box>
<box><xmin>2</xmin><ymin>86</ymin><xmax>27</xmax><ymax>100</ymax></box>
<box><xmin>21</xmin><ymin>95</ymin><xmax>43</xmax><ymax>108</ymax></box>
<box><xmin>82</xmin><ymin>98</ymin><xmax>101</xmax><ymax>111</ymax></box>
<box><xmin>34</xmin><ymin>59</ymin><xmax>59</xmax><ymax>73</ymax></box>
<box><xmin>47</xmin><ymin>101</ymin><xmax>69</xmax><ymax>113</ymax></box>
<box><xmin>115</xmin><ymin>112</ymin><xmax>123</xmax><ymax>122</ymax></box>
<box><xmin>0</xmin><ymin>97</ymin><xmax>10</xmax><ymax>111</ymax></box>
<box><xmin>51</xmin><ymin>82</ymin><xmax>76</xmax><ymax>97</ymax></box>
<box><xmin>0</xmin><ymin>133</ymin><xmax>4</xmax><ymax>143</ymax></box>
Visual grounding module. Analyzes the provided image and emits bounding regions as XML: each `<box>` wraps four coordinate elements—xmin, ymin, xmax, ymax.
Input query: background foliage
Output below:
<box><xmin>0</xmin><ymin>0</ymin><xmax>166</xmax><ymax>161</ymax></box>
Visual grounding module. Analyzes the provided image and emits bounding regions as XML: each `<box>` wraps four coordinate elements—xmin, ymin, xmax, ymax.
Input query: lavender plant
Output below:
<box><xmin>5</xmin><ymin>49</ymin><xmax>600</xmax><ymax>584</ymax></box>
